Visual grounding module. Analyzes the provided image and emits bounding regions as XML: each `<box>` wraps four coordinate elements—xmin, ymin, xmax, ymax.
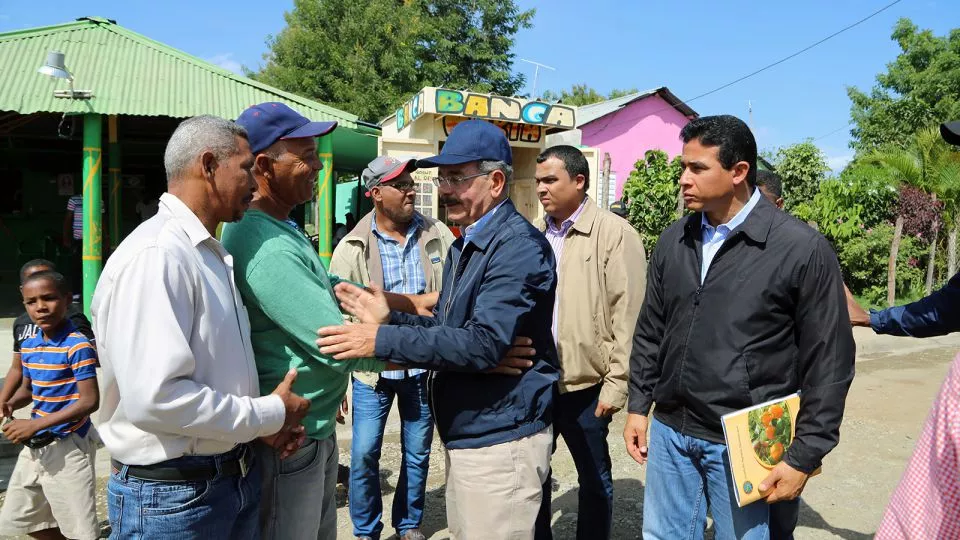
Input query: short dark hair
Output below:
<box><xmin>21</xmin><ymin>270</ymin><xmax>70</xmax><ymax>297</ymax></box>
<box><xmin>756</xmin><ymin>170</ymin><xmax>783</xmax><ymax>198</ymax></box>
<box><xmin>679</xmin><ymin>115</ymin><xmax>757</xmax><ymax>187</ymax></box>
<box><xmin>20</xmin><ymin>259</ymin><xmax>56</xmax><ymax>284</ymax></box>
<box><xmin>537</xmin><ymin>145</ymin><xmax>590</xmax><ymax>191</ymax></box>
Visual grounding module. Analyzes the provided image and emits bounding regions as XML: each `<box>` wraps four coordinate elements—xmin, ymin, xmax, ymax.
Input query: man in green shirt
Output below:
<box><xmin>223</xmin><ymin>103</ymin><xmax>384</xmax><ymax>540</ymax></box>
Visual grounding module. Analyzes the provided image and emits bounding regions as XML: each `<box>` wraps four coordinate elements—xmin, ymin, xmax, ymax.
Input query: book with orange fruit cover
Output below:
<box><xmin>721</xmin><ymin>393</ymin><xmax>820</xmax><ymax>507</ymax></box>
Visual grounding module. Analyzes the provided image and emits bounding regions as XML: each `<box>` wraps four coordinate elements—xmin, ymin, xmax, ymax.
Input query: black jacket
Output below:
<box><xmin>628</xmin><ymin>195</ymin><xmax>855</xmax><ymax>473</ymax></box>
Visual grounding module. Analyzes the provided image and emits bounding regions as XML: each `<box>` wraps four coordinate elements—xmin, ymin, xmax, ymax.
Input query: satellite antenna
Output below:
<box><xmin>519</xmin><ymin>58</ymin><xmax>556</xmax><ymax>99</ymax></box>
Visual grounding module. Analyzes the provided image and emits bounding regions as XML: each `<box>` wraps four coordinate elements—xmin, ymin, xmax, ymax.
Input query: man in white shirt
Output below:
<box><xmin>91</xmin><ymin>115</ymin><xmax>310</xmax><ymax>539</ymax></box>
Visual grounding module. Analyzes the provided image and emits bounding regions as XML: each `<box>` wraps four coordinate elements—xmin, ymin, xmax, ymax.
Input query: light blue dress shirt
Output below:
<box><xmin>700</xmin><ymin>187</ymin><xmax>762</xmax><ymax>284</ymax></box>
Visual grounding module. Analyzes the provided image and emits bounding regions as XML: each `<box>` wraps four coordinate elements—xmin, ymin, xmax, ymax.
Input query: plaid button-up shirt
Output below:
<box><xmin>372</xmin><ymin>213</ymin><xmax>427</xmax><ymax>379</ymax></box>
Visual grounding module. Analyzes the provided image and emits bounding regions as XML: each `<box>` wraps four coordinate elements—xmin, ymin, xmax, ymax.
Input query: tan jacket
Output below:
<box><xmin>535</xmin><ymin>197</ymin><xmax>646</xmax><ymax>409</ymax></box>
<box><xmin>329</xmin><ymin>210</ymin><xmax>456</xmax><ymax>387</ymax></box>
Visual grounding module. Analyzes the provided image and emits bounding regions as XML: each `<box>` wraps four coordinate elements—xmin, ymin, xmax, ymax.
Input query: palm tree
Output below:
<box><xmin>866</xmin><ymin>127</ymin><xmax>960</xmax><ymax>304</ymax></box>
<box><xmin>937</xmin><ymin>160</ymin><xmax>960</xmax><ymax>276</ymax></box>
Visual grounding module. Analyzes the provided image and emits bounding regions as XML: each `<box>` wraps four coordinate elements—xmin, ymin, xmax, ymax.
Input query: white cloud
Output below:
<box><xmin>207</xmin><ymin>53</ymin><xmax>243</xmax><ymax>74</ymax></box>
<box><xmin>826</xmin><ymin>154</ymin><xmax>853</xmax><ymax>173</ymax></box>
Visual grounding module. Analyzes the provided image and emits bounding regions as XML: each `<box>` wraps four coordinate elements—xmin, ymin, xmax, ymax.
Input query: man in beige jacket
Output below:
<box><xmin>329</xmin><ymin>156</ymin><xmax>454</xmax><ymax>540</ymax></box>
<box><xmin>532</xmin><ymin>145</ymin><xmax>646</xmax><ymax>540</ymax></box>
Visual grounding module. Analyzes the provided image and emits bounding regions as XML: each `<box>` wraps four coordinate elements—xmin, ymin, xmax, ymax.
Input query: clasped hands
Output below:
<box><xmin>316</xmin><ymin>282</ymin><xmax>535</xmax><ymax>375</ymax></box>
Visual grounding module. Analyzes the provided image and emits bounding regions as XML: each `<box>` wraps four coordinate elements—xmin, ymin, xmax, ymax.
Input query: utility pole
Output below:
<box><xmin>601</xmin><ymin>153</ymin><xmax>612</xmax><ymax>210</ymax></box>
<box><xmin>519</xmin><ymin>58</ymin><xmax>555</xmax><ymax>99</ymax></box>
<box><xmin>748</xmin><ymin>100</ymin><xmax>754</xmax><ymax>130</ymax></box>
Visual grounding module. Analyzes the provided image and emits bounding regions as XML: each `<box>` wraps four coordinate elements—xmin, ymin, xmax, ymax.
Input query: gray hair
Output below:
<box><xmin>163</xmin><ymin>115</ymin><xmax>248</xmax><ymax>182</ymax></box>
<box><xmin>478</xmin><ymin>160</ymin><xmax>513</xmax><ymax>184</ymax></box>
<box><xmin>261</xmin><ymin>140</ymin><xmax>287</xmax><ymax>160</ymax></box>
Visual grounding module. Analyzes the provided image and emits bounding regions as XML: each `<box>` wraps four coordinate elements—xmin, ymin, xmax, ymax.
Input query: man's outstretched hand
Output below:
<box><xmin>335</xmin><ymin>282</ymin><xmax>390</xmax><ymax>324</ymax></box>
<box><xmin>845</xmin><ymin>284</ymin><xmax>871</xmax><ymax>327</ymax></box>
<box><xmin>317</xmin><ymin>324</ymin><xmax>379</xmax><ymax>359</ymax></box>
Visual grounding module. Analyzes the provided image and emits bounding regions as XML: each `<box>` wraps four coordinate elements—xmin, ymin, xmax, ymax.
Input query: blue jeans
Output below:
<box><xmin>107</xmin><ymin>445</ymin><xmax>260</xmax><ymax>540</ymax></box>
<box><xmin>535</xmin><ymin>383</ymin><xmax>614</xmax><ymax>540</ymax></box>
<box><xmin>643</xmin><ymin>418</ymin><xmax>769</xmax><ymax>540</ymax></box>
<box><xmin>349</xmin><ymin>374</ymin><xmax>433</xmax><ymax>539</ymax></box>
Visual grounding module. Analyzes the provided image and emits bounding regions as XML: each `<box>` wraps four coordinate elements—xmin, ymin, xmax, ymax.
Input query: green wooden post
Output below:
<box><xmin>317</xmin><ymin>134</ymin><xmax>334</xmax><ymax>268</ymax></box>
<box><xmin>82</xmin><ymin>114</ymin><xmax>103</xmax><ymax>317</ymax></box>
<box><xmin>108</xmin><ymin>115</ymin><xmax>121</xmax><ymax>251</ymax></box>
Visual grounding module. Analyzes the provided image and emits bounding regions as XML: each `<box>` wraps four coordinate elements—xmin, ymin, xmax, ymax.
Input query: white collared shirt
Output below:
<box><xmin>91</xmin><ymin>193</ymin><xmax>285</xmax><ymax>465</ymax></box>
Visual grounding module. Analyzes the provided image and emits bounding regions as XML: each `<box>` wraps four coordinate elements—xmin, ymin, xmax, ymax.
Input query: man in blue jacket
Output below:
<box><xmin>847</xmin><ymin>121</ymin><xmax>960</xmax><ymax>337</ymax></box>
<box><xmin>318</xmin><ymin>119</ymin><xmax>559</xmax><ymax>539</ymax></box>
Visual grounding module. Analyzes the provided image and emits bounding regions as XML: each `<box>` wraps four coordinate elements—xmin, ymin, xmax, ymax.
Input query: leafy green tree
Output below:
<box><xmin>838</xmin><ymin>223</ymin><xmax>927</xmax><ymax>308</ymax></box>
<box><xmin>847</xmin><ymin>18</ymin><xmax>960</xmax><ymax>152</ymax></box>
<box><xmin>863</xmin><ymin>127</ymin><xmax>960</xmax><ymax>299</ymax></box>
<box><xmin>607</xmin><ymin>88</ymin><xmax>638</xmax><ymax>100</ymax></box>
<box><xmin>416</xmin><ymin>0</ymin><xmax>533</xmax><ymax>96</ymax></box>
<box><xmin>622</xmin><ymin>149</ymin><xmax>683</xmax><ymax>254</ymax></box>
<box><xmin>542</xmin><ymin>84</ymin><xmax>639</xmax><ymax>106</ymax></box>
<box><xmin>773</xmin><ymin>141</ymin><xmax>830</xmax><ymax>211</ymax></box>
<box><xmin>792</xmin><ymin>167</ymin><xmax>897</xmax><ymax>242</ymax></box>
<box><xmin>253</xmin><ymin>0</ymin><xmax>534</xmax><ymax>121</ymax></box>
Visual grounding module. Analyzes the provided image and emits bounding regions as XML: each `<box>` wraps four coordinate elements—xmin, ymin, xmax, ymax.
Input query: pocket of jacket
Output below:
<box><xmin>742</xmin><ymin>350</ymin><xmax>792</xmax><ymax>404</ymax></box>
<box><xmin>591</xmin><ymin>311</ymin><xmax>609</xmax><ymax>371</ymax></box>
<box><xmin>735</xmin><ymin>352</ymin><xmax>753</xmax><ymax>402</ymax></box>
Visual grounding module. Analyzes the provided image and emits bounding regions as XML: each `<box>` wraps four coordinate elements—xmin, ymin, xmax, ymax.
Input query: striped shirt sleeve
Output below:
<box><xmin>68</xmin><ymin>340</ymin><xmax>98</xmax><ymax>381</ymax></box>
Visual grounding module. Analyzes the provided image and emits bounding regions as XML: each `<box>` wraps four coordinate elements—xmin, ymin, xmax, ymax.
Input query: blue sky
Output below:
<box><xmin>2</xmin><ymin>0</ymin><xmax>956</xmax><ymax>171</ymax></box>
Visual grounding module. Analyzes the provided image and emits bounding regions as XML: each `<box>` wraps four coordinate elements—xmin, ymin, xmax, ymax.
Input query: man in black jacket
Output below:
<box><xmin>623</xmin><ymin>115</ymin><xmax>855</xmax><ymax>539</ymax></box>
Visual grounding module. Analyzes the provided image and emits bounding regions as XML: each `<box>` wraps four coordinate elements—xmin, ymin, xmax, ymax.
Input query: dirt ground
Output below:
<box><xmin>1</xmin><ymin>328</ymin><xmax>957</xmax><ymax>539</ymax></box>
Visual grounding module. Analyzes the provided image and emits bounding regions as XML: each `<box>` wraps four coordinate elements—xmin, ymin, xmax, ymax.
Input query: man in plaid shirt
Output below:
<box><xmin>330</xmin><ymin>156</ymin><xmax>455</xmax><ymax>540</ymax></box>
<box><xmin>873</xmin><ymin>121</ymin><xmax>960</xmax><ymax>539</ymax></box>
<box><xmin>876</xmin><ymin>351</ymin><xmax>960</xmax><ymax>539</ymax></box>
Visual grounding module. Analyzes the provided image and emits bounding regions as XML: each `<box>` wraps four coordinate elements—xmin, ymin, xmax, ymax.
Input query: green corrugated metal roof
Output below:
<box><xmin>0</xmin><ymin>16</ymin><xmax>361</xmax><ymax>129</ymax></box>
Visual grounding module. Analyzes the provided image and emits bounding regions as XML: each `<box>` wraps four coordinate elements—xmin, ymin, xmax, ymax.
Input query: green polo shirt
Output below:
<box><xmin>223</xmin><ymin>210</ymin><xmax>383</xmax><ymax>441</ymax></box>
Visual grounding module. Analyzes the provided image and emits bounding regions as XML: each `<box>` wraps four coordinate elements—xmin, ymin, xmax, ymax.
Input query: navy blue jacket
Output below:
<box><xmin>871</xmin><ymin>272</ymin><xmax>960</xmax><ymax>337</ymax></box>
<box><xmin>374</xmin><ymin>199</ymin><xmax>559</xmax><ymax>449</ymax></box>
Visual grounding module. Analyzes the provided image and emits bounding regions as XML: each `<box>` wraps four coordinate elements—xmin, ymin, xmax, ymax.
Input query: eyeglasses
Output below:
<box><xmin>431</xmin><ymin>171</ymin><xmax>489</xmax><ymax>188</ymax></box>
<box><xmin>381</xmin><ymin>181</ymin><xmax>417</xmax><ymax>192</ymax></box>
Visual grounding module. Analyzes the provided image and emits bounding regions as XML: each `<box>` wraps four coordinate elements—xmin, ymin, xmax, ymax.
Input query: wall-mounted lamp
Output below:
<box><xmin>38</xmin><ymin>51</ymin><xmax>93</xmax><ymax>99</ymax></box>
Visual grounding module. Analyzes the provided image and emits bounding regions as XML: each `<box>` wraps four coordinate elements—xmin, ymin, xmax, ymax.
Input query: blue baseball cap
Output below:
<box><xmin>236</xmin><ymin>102</ymin><xmax>338</xmax><ymax>154</ymax></box>
<box><xmin>417</xmin><ymin>119</ymin><xmax>512</xmax><ymax>167</ymax></box>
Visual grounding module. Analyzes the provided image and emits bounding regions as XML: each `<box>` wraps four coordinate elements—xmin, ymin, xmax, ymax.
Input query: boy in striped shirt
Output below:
<box><xmin>0</xmin><ymin>270</ymin><xmax>100</xmax><ymax>540</ymax></box>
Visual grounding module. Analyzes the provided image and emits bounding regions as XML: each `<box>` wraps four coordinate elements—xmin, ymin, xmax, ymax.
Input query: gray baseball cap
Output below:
<box><xmin>362</xmin><ymin>156</ymin><xmax>417</xmax><ymax>194</ymax></box>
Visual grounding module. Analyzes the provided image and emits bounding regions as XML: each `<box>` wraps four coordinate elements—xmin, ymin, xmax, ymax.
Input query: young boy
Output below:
<box><xmin>0</xmin><ymin>259</ymin><xmax>94</xmax><ymax>419</ymax></box>
<box><xmin>0</xmin><ymin>270</ymin><xmax>100</xmax><ymax>540</ymax></box>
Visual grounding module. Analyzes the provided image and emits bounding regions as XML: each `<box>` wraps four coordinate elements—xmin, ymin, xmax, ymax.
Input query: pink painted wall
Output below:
<box><xmin>581</xmin><ymin>94</ymin><xmax>692</xmax><ymax>198</ymax></box>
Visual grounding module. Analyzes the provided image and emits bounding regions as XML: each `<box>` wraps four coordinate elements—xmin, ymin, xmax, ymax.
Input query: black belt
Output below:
<box><xmin>24</xmin><ymin>431</ymin><xmax>57</xmax><ymax>449</ymax></box>
<box><xmin>113</xmin><ymin>445</ymin><xmax>252</xmax><ymax>482</ymax></box>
